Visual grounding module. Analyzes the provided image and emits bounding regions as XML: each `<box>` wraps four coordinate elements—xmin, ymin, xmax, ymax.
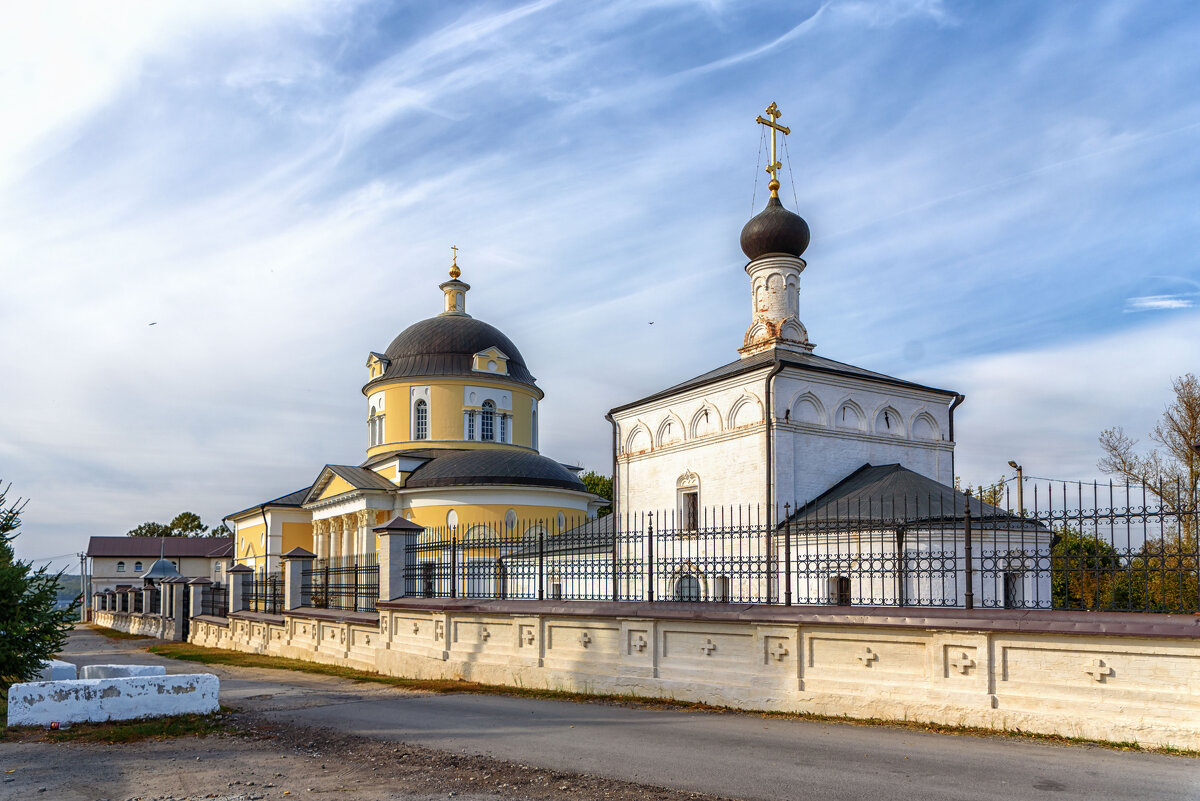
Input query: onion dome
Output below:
<box><xmin>739</xmin><ymin>196</ymin><xmax>810</xmax><ymax>261</ymax></box>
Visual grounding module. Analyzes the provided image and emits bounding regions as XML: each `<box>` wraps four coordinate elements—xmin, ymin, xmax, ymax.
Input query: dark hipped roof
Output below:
<box><xmin>405</xmin><ymin>449</ymin><xmax>586</xmax><ymax>492</ymax></box>
<box><xmin>786</xmin><ymin>464</ymin><xmax>1043</xmax><ymax>530</ymax></box>
<box><xmin>366</xmin><ymin>315</ymin><xmax>537</xmax><ymax>391</ymax></box>
<box><xmin>505</xmin><ymin>514</ymin><xmax>614</xmax><ymax>558</ymax></box>
<box><xmin>86</xmin><ymin>537</ymin><xmax>233</xmax><ymax>558</ymax></box>
<box><xmin>227</xmin><ymin>486</ymin><xmax>313</xmax><ymax>519</ymax></box>
<box><xmin>610</xmin><ymin>350</ymin><xmax>957</xmax><ymax>414</ymax></box>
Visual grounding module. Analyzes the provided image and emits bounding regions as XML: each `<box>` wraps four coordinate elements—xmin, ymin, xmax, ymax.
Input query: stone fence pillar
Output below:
<box><xmin>188</xmin><ymin>577</ymin><xmax>211</xmax><ymax>621</ymax></box>
<box><xmin>227</xmin><ymin>564</ymin><xmax>253</xmax><ymax>614</ymax></box>
<box><xmin>282</xmin><ymin>547</ymin><xmax>315</xmax><ymax>611</ymax></box>
<box><xmin>374</xmin><ymin>516</ymin><xmax>424</xmax><ymax>602</ymax></box>
<box><xmin>165</xmin><ymin>578</ymin><xmax>187</xmax><ymax>641</ymax></box>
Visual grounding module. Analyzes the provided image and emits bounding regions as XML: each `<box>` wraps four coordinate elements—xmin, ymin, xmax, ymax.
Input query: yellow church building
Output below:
<box><xmin>227</xmin><ymin>257</ymin><xmax>603</xmax><ymax>574</ymax></box>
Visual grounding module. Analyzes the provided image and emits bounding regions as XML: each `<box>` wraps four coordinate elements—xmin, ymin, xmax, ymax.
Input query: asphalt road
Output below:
<box><xmin>62</xmin><ymin>628</ymin><xmax>1200</xmax><ymax>801</ymax></box>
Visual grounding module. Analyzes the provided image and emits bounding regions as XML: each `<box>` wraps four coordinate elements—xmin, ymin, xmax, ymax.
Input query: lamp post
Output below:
<box><xmin>1007</xmin><ymin>460</ymin><xmax>1024</xmax><ymax>516</ymax></box>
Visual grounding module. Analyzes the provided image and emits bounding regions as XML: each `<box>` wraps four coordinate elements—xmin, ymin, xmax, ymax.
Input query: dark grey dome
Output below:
<box><xmin>405</xmin><ymin>449</ymin><xmax>585</xmax><ymax>491</ymax></box>
<box><xmin>374</xmin><ymin>315</ymin><xmax>535</xmax><ymax>387</ymax></box>
<box><xmin>140</xmin><ymin>557</ymin><xmax>181</xmax><ymax>583</ymax></box>
<box><xmin>740</xmin><ymin>196</ymin><xmax>810</xmax><ymax>260</ymax></box>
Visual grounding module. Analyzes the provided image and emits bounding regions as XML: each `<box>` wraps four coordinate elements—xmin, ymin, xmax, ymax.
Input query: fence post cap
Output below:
<box><xmin>373</xmin><ymin>515</ymin><xmax>424</xmax><ymax>533</ymax></box>
<box><xmin>187</xmin><ymin>577</ymin><xmax>213</xmax><ymax>585</ymax></box>
<box><xmin>281</xmin><ymin>547</ymin><xmax>316</xmax><ymax>559</ymax></box>
<box><xmin>226</xmin><ymin>564</ymin><xmax>255</xmax><ymax>573</ymax></box>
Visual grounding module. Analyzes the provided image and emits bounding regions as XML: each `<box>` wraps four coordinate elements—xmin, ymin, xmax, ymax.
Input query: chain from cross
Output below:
<box><xmin>754</xmin><ymin>101</ymin><xmax>791</xmax><ymax>197</ymax></box>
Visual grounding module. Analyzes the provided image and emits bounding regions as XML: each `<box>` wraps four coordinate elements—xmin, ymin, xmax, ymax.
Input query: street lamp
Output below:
<box><xmin>1008</xmin><ymin>460</ymin><xmax>1024</xmax><ymax>516</ymax></box>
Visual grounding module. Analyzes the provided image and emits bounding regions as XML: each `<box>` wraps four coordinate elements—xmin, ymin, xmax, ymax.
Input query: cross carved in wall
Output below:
<box><xmin>949</xmin><ymin>651</ymin><xmax>975</xmax><ymax>675</ymax></box>
<box><xmin>1084</xmin><ymin>658</ymin><xmax>1113</xmax><ymax>682</ymax></box>
<box><xmin>579</xmin><ymin>632</ymin><xmax>592</xmax><ymax>648</ymax></box>
<box><xmin>480</xmin><ymin>628</ymin><xmax>491</xmax><ymax>642</ymax></box>
<box><xmin>700</xmin><ymin>639</ymin><xmax>717</xmax><ymax>656</ymax></box>
<box><xmin>856</xmin><ymin>647</ymin><xmax>878</xmax><ymax>667</ymax></box>
<box><xmin>770</xmin><ymin>641</ymin><xmax>789</xmax><ymax>662</ymax></box>
<box><xmin>631</xmin><ymin>633</ymin><xmax>648</xmax><ymax>653</ymax></box>
<box><xmin>412</xmin><ymin>622</ymin><xmax>420</xmax><ymax>635</ymax></box>
<box><xmin>522</xmin><ymin>629</ymin><xmax>535</xmax><ymax>646</ymax></box>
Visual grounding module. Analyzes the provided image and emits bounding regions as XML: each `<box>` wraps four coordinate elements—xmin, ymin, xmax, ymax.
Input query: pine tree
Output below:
<box><xmin>0</xmin><ymin>482</ymin><xmax>77</xmax><ymax>689</ymax></box>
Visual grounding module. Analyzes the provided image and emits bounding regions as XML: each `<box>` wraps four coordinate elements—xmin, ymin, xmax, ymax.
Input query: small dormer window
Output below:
<box><xmin>472</xmin><ymin>347</ymin><xmax>509</xmax><ymax>375</ymax></box>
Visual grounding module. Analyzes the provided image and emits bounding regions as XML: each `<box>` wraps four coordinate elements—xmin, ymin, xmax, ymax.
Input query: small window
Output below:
<box><xmin>674</xmin><ymin>574</ymin><xmax>702</xmax><ymax>602</ymax></box>
<box><xmin>116</xmin><ymin>561</ymin><xmax>126</xmax><ymax>573</ymax></box>
<box><xmin>215</xmin><ymin>561</ymin><xmax>223</xmax><ymax>574</ymax></box>
<box><xmin>681</xmin><ymin>491</ymin><xmax>699</xmax><ymax>531</ymax></box>
<box><xmin>531</xmin><ymin>406</ymin><xmax>538</xmax><ymax>450</ymax></box>
<box><xmin>712</xmin><ymin>575</ymin><xmax>730</xmax><ymax>603</ymax></box>
<box><xmin>421</xmin><ymin>563</ymin><xmax>436</xmax><ymax>598</ymax></box>
<box><xmin>832</xmin><ymin>576</ymin><xmax>852</xmax><ymax>606</ymax></box>
<box><xmin>414</xmin><ymin>400</ymin><xmax>428</xmax><ymax>440</ymax></box>
<box><xmin>551</xmin><ymin>581</ymin><xmax>563</xmax><ymax>600</ymax></box>
<box><xmin>1003</xmin><ymin>572</ymin><xmax>1022</xmax><ymax>609</ymax></box>
<box><xmin>134</xmin><ymin>561</ymin><xmax>143</xmax><ymax>572</ymax></box>
<box><xmin>556</xmin><ymin>512</ymin><xmax>566</xmax><ymax>531</ymax></box>
<box><xmin>170</xmin><ymin>561</ymin><xmax>177</xmax><ymax>569</ymax></box>
<box><xmin>499</xmin><ymin>413</ymin><xmax>508</xmax><ymax>443</ymax></box>
<box><xmin>505</xmin><ymin>509</ymin><xmax>517</xmax><ymax>530</ymax></box>
<box><xmin>481</xmin><ymin>401</ymin><xmax>495</xmax><ymax>441</ymax></box>
<box><xmin>465</xmin><ymin>410</ymin><xmax>475</xmax><ymax>441</ymax></box>
<box><xmin>446</xmin><ymin>509</ymin><xmax>458</xmax><ymax>528</ymax></box>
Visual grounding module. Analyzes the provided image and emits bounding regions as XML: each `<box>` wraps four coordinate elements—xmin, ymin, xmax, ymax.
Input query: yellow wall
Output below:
<box><xmin>236</xmin><ymin>522</ymin><xmax>266</xmax><ymax>563</ymax></box>
<box><xmin>407</xmin><ymin>503</ymin><xmax>588</xmax><ymax>537</ymax></box>
<box><xmin>316</xmin><ymin>475</ymin><xmax>356</xmax><ymax>500</ymax></box>
<box><xmin>365</xmin><ymin>377</ymin><xmax>541</xmax><ymax>459</ymax></box>
<box><xmin>281</xmin><ymin>521</ymin><xmax>313</xmax><ymax>554</ymax></box>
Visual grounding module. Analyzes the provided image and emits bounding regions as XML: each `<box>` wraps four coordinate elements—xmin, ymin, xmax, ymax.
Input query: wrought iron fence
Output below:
<box><xmin>146</xmin><ymin>587</ymin><xmax>161</xmax><ymax>615</ymax></box>
<box><xmin>303</xmin><ymin>554</ymin><xmax>379</xmax><ymax>613</ymax></box>
<box><xmin>399</xmin><ymin>485</ymin><xmax>1199</xmax><ymax>613</ymax></box>
<box><xmin>243</xmin><ymin>572</ymin><xmax>283</xmax><ymax>615</ymax></box>
<box><xmin>200</xmin><ymin>584</ymin><xmax>229</xmax><ymax>618</ymax></box>
<box><xmin>132</xmin><ymin>591</ymin><xmax>144</xmax><ymax>613</ymax></box>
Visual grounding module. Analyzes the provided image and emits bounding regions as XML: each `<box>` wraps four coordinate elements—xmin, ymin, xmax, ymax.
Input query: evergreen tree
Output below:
<box><xmin>0</xmin><ymin>482</ymin><xmax>77</xmax><ymax>689</ymax></box>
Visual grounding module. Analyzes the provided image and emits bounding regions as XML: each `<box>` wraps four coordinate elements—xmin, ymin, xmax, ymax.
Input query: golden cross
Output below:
<box><xmin>449</xmin><ymin>245</ymin><xmax>460</xmax><ymax>279</ymax></box>
<box><xmin>755</xmin><ymin>102</ymin><xmax>791</xmax><ymax>198</ymax></box>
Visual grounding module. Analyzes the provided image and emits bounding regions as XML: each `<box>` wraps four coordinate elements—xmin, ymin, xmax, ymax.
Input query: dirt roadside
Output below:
<box><xmin>0</xmin><ymin>709</ymin><xmax>731</xmax><ymax>801</ymax></box>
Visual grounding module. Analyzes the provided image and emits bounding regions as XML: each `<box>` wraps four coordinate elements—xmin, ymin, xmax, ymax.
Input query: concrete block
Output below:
<box><xmin>6</xmin><ymin>674</ymin><xmax>219</xmax><ymax>727</ymax></box>
<box><xmin>79</xmin><ymin>664</ymin><xmax>166</xmax><ymax>680</ymax></box>
<box><xmin>36</xmin><ymin>659</ymin><xmax>77</xmax><ymax>682</ymax></box>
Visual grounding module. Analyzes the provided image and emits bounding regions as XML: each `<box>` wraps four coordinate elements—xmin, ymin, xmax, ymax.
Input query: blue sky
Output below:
<box><xmin>3</xmin><ymin>0</ymin><xmax>1198</xmax><ymax>570</ymax></box>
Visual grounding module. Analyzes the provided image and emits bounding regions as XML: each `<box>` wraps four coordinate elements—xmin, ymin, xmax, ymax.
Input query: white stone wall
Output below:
<box><xmin>187</xmin><ymin>606</ymin><xmax>1200</xmax><ymax>750</ymax></box>
<box><xmin>7</xmin><ymin>674</ymin><xmax>218</xmax><ymax>727</ymax></box>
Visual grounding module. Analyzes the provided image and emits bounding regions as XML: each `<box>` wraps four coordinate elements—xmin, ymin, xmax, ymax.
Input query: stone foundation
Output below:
<box><xmin>183</xmin><ymin>602</ymin><xmax>1200</xmax><ymax>750</ymax></box>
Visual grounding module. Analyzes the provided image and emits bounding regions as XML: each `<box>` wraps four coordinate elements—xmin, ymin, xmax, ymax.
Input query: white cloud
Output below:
<box><xmin>1124</xmin><ymin>295</ymin><xmax>1195</xmax><ymax>312</ymax></box>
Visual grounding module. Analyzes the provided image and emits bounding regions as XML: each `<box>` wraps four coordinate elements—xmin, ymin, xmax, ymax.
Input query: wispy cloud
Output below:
<box><xmin>1124</xmin><ymin>294</ymin><xmax>1195</xmax><ymax>312</ymax></box>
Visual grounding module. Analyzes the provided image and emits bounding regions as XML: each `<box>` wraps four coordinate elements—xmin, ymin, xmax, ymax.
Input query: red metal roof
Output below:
<box><xmin>86</xmin><ymin>536</ymin><xmax>233</xmax><ymax>558</ymax></box>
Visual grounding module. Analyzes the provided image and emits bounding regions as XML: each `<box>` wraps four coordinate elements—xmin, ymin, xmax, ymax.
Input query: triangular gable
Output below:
<box><xmin>473</xmin><ymin>346</ymin><xmax>509</xmax><ymax>361</ymax></box>
<box><xmin>303</xmin><ymin>464</ymin><xmax>399</xmax><ymax>505</ymax></box>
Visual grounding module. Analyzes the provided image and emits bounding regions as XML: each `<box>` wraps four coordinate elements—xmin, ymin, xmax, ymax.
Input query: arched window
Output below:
<box><xmin>674</xmin><ymin>574</ymin><xmax>702</xmax><ymax>602</ymax></box>
<box><xmin>134</xmin><ymin>561</ymin><xmax>143</xmax><ymax>572</ymax></box>
<box><xmin>499</xmin><ymin>413</ymin><xmax>508</xmax><ymax>443</ymax></box>
<box><xmin>368</xmin><ymin>405</ymin><xmax>378</xmax><ymax>447</ymax></box>
<box><xmin>481</xmin><ymin>400</ymin><xmax>495</xmax><ymax>441</ymax></box>
<box><xmin>116</xmin><ymin>561</ymin><xmax>126</xmax><ymax>573</ymax></box>
<box><xmin>531</xmin><ymin>406</ymin><xmax>538</xmax><ymax>450</ymax></box>
<box><xmin>414</xmin><ymin>400</ymin><xmax>428</xmax><ymax>440</ymax></box>
<box><xmin>832</xmin><ymin>576</ymin><xmax>852</xmax><ymax>606</ymax></box>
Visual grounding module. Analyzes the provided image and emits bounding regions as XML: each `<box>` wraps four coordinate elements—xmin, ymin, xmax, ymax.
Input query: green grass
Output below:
<box><xmin>148</xmin><ymin>642</ymin><xmax>1198</xmax><ymax>756</ymax></box>
<box><xmin>85</xmin><ymin>623</ymin><xmax>154</xmax><ymax>641</ymax></box>
<box><xmin>1</xmin><ymin>707</ymin><xmax>233</xmax><ymax>744</ymax></box>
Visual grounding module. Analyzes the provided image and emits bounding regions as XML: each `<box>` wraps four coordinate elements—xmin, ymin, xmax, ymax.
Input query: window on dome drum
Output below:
<box><xmin>531</xmin><ymin>408</ymin><xmax>538</xmax><ymax>450</ymax></box>
<box><xmin>481</xmin><ymin>400</ymin><xmax>495</xmax><ymax>441</ymax></box>
<box><xmin>116</xmin><ymin>561</ymin><xmax>125</xmax><ymax>573</ymax></box>
<box><xmin>674</xmin><ymin>574</ymin><xmax>702</xmax><ymax>602</ymax></box>
<box><xmin>465</xmin><ymin>410</ymin><xmax>475</xmax><ymax>440</ymax></box>
<box><xmin>414</xmin><ymin>400</ymin><xmax>428</xmax><ymax>440</ymax></box>
<box><xmin>499</xmin><ymin>413</ymin><xmax>508</xmax><ymax>443</ymax></box>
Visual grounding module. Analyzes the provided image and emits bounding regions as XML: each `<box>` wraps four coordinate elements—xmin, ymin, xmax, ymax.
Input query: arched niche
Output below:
<box><xmin>873</xmin><ymin>406</ymin><xmax>905</xmax><ymax>436</ymax></box>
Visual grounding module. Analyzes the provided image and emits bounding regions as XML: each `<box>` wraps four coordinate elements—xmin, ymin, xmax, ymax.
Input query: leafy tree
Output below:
<box><xmin>168</xmin><ymin>512</ymin><xmax>205</xmax><ymax>536</ymax></box>
<box><xmin>1050</xmin><ymin>527</ymin><xmax>1122</xmax><ymax>610</ymax></box>
<box><xmin>953</xmin><ymin>476</ymin><xmax>1008</xmax><ymax>508</ymax></box>
<box><xmin>127</xmin><ymin>511</ymin><xmax>223</xmax><ymax>537</ymax></box>
<box><xmin>0</xmin><ymin>482</ymin><xmax>77</xmax><ymax>689</ymax></box>
<box><xmin>581</xmin><ymin>471</ymin><xmax>612</xmax><ymax>516</ymax></box>
<box><xmin>1111</xmin><ymin>533</ymin><xmax>1199</xmax><ymax>613</ymax></box>
<box><xmin>1099</xmin><ymin>372</ymin><xmax>1200</xmax><ymax>528</ymax></box>
<box><xmin>127</xmin><ymin>521</ymin><xmax>175</xmax><ymax>538</ymax></box>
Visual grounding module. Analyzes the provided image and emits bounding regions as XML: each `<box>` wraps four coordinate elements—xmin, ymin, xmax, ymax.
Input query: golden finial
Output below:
<box><xmin>755</xmin><ymin>102</ymin><xmax>791</xmax><ymax>198</ymax></box>
<box><xmin>449</xmin><ymin>245</ymin><xmax>460</xmax><ymax>279</ymax></box>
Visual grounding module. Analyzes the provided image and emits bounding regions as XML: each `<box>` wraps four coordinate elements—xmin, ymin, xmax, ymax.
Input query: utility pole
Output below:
<box><xmin>1007</xmin><ymin>460</ymin><xmax>1024</xmax><ymax>516</ymax></box>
